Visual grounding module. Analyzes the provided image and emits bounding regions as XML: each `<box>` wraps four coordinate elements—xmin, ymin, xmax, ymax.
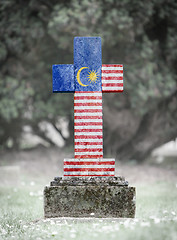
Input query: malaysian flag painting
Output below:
<box><xmin>53</xmin><ymin>38</ymin><xmax>124</xmax><ymax>177</ymax></box>
<box><xmin>74</xmin><ymin>91</ymin><xmax>103</xmax><ymax>159</ymax></box>
<box><xmin>102</xmin><ymin>64</ymin><xmax>123</xmax><ymax>92</ymax></box>
<box><xmin>64</xmin><ymin>158</ymin><xmax>115</xmax><ymax>177</ymax></box>
<box><xmin>63</xmin><ymin>90</ymin><xmax>116</xmax><ymax>177</ymax></box>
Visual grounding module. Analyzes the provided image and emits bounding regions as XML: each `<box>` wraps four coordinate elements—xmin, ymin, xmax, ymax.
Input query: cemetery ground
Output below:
<box><xmin>0</xmin><ymin>147</ymin><xmax>177</xmax><ymax>240</ymax></box>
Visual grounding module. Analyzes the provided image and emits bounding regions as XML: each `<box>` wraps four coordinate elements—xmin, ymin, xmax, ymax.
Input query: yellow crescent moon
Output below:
<box><xmin>76</xmin><ymin>67</ymin><xmax>89</xmax><ymax>87</ymax></box>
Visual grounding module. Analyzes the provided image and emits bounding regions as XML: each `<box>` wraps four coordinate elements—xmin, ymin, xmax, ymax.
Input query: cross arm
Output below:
<box><xmin>102</xmin><ymin>64</ymin><xmax>123</xmax><ymax>92</ymax></box>
<box><xmin>53</xmin><ymin>64</ymin><xmax>75</xmax><ymax>92</ymax></box>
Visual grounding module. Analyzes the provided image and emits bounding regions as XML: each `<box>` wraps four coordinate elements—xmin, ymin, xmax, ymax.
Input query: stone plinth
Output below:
<box><xmin>44</xmin><ymin>177</ymin><xmax>136</xmax><ymax>218</ymax></box>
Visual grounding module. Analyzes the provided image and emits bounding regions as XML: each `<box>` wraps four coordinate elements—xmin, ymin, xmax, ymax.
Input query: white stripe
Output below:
<box><xmin>102</xmin><ymin>67</ymin><xmax>123</xmax><ymax>70</ymax></box>
<box><xmin>75</xmin><ymin>139</ymin><xmax>103</xmax><ymax>142</ymax></box>
<box><xmin>102</xmin><ymin>73</ymin><xmax>123</xmax><ymax>77</ymax></box>
<box><xmin>74</xmin><ymin>113</ymin><xmax>102</xmax><ymax>116</ymax></box>
<box><xmin>102</xmin><ymin>87</ymin><xmax>123</xmax><ymax>91</ymax></box>
<box><xmin>75</xmin><ymin>152</ymin><xmax>103</xmax><ymax>155</ymax></box>
<box><xmin>74</xmin><ymin>106</ymin><xmax>102</xmax><ymax>109</ymax></box>
<box><xmin>74</xmin><ymin>119</ymin><xmax>102</xmax><ymax>122</ymax></box>
<box><xmin>74</xmin><ymin>99</ymin><xmax>102</xmax><ymax>103</ymax></box>
<box><xmin>64</xmin><ymin>165</ymin><xmax>114</xmax><ymax>169</ymax></box>
<box><xmin>64</xmin><ymin>171</ymin><xmax>114</xmax><ymax>175</ymax></box>
<box><xmin>64</xmin><ymin>158</ymin><xmax>114</xmax><ymax>162</ymax></box>
<box><xmin>64</xmin><ymin>164</ymin><xmax>115</xmax><ymax>170</ymax></box>
<box><xmin>102</xmin><ymin>80</ymin><xmax>123</xmax><ymax>84</ymax></box>
<box><xmin>75</xmin><ymin>125</ymin><xmax>102</xmax><ymax>129</ymax></box>
<box><xmin>75</xmin><ymin>132</ymin><xmax>102</xmax><ymax>136</ymax></box>
<box><xmin>75</xmin><ymin>93</ymin><xmax>102</xmax><ymax>97</ymax></box>
<box><xmin>75</xmin><ymin>145</ymin><xmax>103</xmax><ymax>149</ymax></box>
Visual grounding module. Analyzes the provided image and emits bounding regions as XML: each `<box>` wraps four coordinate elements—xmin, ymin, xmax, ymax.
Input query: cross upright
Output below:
<box><xmin>53</xmin><ymin>37</ymin><xmax>123</xmax><ymax>177</ymax></box>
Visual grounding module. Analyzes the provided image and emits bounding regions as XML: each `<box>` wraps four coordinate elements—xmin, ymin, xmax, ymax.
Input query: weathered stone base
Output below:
<box><xmin>44</xmin><ymin>177</ymin><xmax>136</xmax><ymax>218</ymax></box>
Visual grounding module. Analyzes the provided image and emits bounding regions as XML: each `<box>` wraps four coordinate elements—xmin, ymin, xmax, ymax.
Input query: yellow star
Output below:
<box><xmin>87</xmin><ymin>70</ymin><xmax>98</xmax><ymax>83</ymax></box>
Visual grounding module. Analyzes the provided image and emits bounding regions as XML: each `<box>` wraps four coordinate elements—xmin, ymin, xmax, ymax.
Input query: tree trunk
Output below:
<box><xmin>104</xmin><ymin>90</ymin><xmax>177</xmax><ymax>161</ymax></box>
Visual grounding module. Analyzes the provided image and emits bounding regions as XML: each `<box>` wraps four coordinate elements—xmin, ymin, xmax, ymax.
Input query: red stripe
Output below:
<box><xmin>102</xmin><ymin>70</ymin><xmax>123</xmax><ymax>74</ymax></box>
<box><xmin>102</xmin><ymin>83</ymin><xmax>123</xmax><ymax>87</ymax></box>
<box><xmin>75</xmin><ymin>91</ymin><xmax>102</xmax><ymax>93</ymax></box>
<box><xmin>75</xmin><ymin>129</ymin><xmax>102</xmax><ymax>132</ymax></box>
<box><xmin>64</xmin><ymin>168</ymin><xmax>114</xmax><ymax>172</ymax></box>
<box><xmin>74</xmin><ymin>116</ymin><xmax>102</xmax><ymax>120</ymax></box>
<box><xmin>75</xmin><ymin>122</ymin><xmax>102</xmax><ymax>126</ymax></box>
<box><xmin>64</xmin><ymin>161</ymin><xmax>115</xmax><ymax>165</ymax></box>
<box><xmin>74</xmin><ymin>109</ymin><xmax>102</xmax><ymax>113</ymax></box>
<box><xmin>75</xmin><ymin>135</ymin><xmax>103</xmax><ymax>139</ymax></box>
<box><xmin>102</xmin><ymin>64</ymin><xmax>123</xmax><ymax>67</ymax></box>
<box><xmin>75</xmin><ymin>155</ymin><xmax>103</xmax><ymax>158</ymax></box>
<box><xmin>74</xmin><ymin>96</ymin><xmax>102</xmax><ymax>100</ymax></box>
<box><xmin>74</xmin><ymin>103</ymin><xmax>102</xmax><ymax>106</ymax></box>
<box><xmin>102</xmin><ymin>76</ymin><xmax>123</xmax><ymax>80</ymax></box>
<box><xmin>75</xmin><ymin>148</ymin><xmax>103</xmax><ymax>152</ymax></box>
<box><xmin>75</xmin><ymin>142</ymin><xmax>103</xmax><ymax>145</ymax></box>
<box><xmin>64</xmin><ymin>174</ymin><xmax>114</xmax><ymax>176</ymax></box>
<box><xmin>102</xmin><ymin>90</ymin><xmax>123</xmax><ymax>93</ymax></box>
<box><xmin>75</xmin><ymin>142</ymin><xmax>102</xmax><ymax>145</ymax></box>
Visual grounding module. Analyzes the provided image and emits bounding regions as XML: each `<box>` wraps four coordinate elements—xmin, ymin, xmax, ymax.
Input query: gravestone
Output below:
<box><xmin>44</xmin><ymin>37</ymin><xmax>136</xmax><ymax>218</ymax></box>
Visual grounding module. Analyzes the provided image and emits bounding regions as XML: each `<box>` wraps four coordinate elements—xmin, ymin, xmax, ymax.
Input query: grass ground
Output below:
<box><xmin>0</xmin><ymin>147</ymin><xmax>177</xmax><ymax>239</ymax></box>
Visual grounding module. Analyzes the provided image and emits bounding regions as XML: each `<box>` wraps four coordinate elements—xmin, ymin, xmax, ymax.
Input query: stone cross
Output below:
<box><xmin>53</xmin><ymin>37</ymin><xmax>123</xmax><ymax>177</ymax></box>
<box><xmin>44</xmin><ymin>37</ymin><xmax>135</xmax><ymax>219</ymax></box>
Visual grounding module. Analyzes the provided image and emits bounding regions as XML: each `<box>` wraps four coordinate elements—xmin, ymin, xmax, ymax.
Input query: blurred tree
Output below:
<box><xmin>0</xmin><ymin>0</ymin><xmax>176</xmax><ymax>161</ymax></box>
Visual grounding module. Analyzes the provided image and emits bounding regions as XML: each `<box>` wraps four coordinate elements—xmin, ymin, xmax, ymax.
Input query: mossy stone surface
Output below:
<box><xmin>44</xmin><ymin>177</ymin><xmax>136</xmax><ymax>218</ymax></box>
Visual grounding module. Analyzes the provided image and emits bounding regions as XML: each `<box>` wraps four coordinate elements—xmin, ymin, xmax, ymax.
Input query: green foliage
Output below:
<box><xmin>0</xmin><ymin>0</ymin><xmax>176</xmax><ymax>149</ymax></box>
<box><xmin>48</xmin><ymin>0</ymin><xmax>177</xmax><ymax>113</ymax></box>
<box><xmin>0</xmin><ymin>77</ymin><xmax>33</xmax><ymax>121</ymax></box>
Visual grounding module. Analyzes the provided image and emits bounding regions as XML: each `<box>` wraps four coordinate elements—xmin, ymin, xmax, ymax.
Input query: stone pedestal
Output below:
<box><xmin>44</xmin><ymin>177</ymin><xmax>136</xmax><ymax>218</ymax></box>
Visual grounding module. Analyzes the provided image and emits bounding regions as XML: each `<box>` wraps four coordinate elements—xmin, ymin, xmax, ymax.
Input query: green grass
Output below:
<box><xmin>0</xmin><ymin>180</ymin><xmax>177</xmax><ymax>240</ymax></box>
